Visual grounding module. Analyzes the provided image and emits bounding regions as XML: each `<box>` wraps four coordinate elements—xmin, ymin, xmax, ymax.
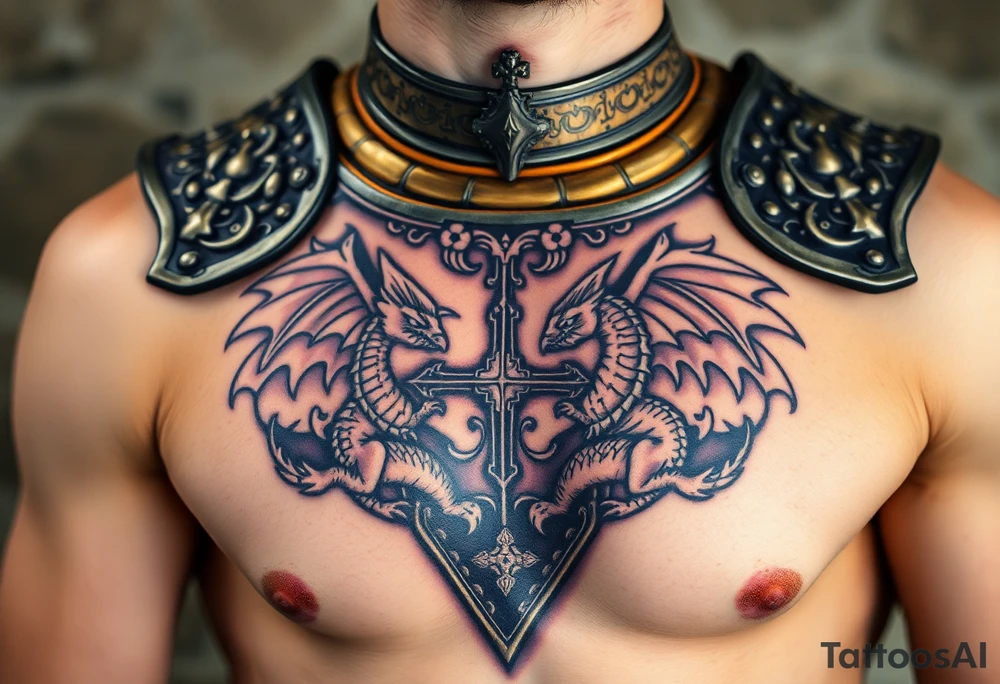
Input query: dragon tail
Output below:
<box><xmin>384</xmin><ymin>441</ymin><xmax>482</xmax><ymax>533</ymax></box>
<box><xmin>528</xmin><ymin>437</ymin><xmax>633</xmax><ymax>531</ymax></box>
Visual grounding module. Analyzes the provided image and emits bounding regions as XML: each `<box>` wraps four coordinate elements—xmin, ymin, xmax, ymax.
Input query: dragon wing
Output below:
<box><xmin>621</xmin><ymin>229</ymin><xmax>802</xmax><ymax>437</ymax></box>
<box><xmin>227</xmin><ymin>228</ymin><xmax>376</xmax><ymax>403</ymax></box>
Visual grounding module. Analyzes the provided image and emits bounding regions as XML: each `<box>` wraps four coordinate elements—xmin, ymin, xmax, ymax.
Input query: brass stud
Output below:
<box><xmin>293</xmin><ymin>132</ymin><xmax>307</xmax><ymax>148</ymax></box>
<box><xmin>173</xmin><ymin>142</ymin><xmax>193</xmax><ymax>156</ymax></box>
<box><xmin>176</xmin><ymin>160</ymin><xmax>191</xmax><ymax>171</ymax></box>
<box><xmin>289</xmin><ymin>166</ymin><xmax>311</xmax><ymax>189</ymax></box>
<box><xmin>770</xmin><ymin>96</ymin><xmax>785</xmax><ymax>111</ymax></box>
<box><xmin>880</xmin><ymin>153</ymin><xmax>896</xmax><ymax>165</ymax></box>
<box><xmin>760</xmin><ymin>112</ymin><xmax>775</xmax><ymax>128</ymax></box>
<box><xmin>284</xmin><ymin>109</ymin><xmax>299</xmax><ymax>125</ymax></box>
<box><xmin>882</xmin><ymin>133</ymin><xmax>896</xmax><ymax>144</ymax></box>
<box><xmin>763</xmin><ymin>201</ymin><xmax>781</xmax><ymax>217</ymax></box>
<box><xmin>866</xmin><ymin>178</ymin><xmax>882</xmax><ymax>195</ymax></box>
<box><xmin>866</xmin><ymin>249</ymin><xmax>886</xmax><ymax>268</ymax></box>
<box><xmin>275</xmin><ymin>204</ymin><xmax>292</xmax><ymax>220</ymax></box>
<box><xmin>179</xmin><ymin>251</ymin><xmax>200</xmax><ymax>269</ymax></box>
<box><xmin>184</xmin><ymin>181</ymin><xmax>200</xmax><ymax>199</ymax></box>
<box><xmin>776</xmin><ymin>169</ymin><xmax>795</xmax><ymax>196</ymax></box>
<box><xmin>746</xmin><ymin>165</ymin><xmax>766</xmax><ymax>187</ymax></box>
<box><xmin>264</xmin><ymin>171</ymin><xmax>283</xmax><ymax>199</ymax></box>
<box><xmin>750</xmin><ymin>133</ymin><xmax>765</xmax><ymax>149</ymax></box>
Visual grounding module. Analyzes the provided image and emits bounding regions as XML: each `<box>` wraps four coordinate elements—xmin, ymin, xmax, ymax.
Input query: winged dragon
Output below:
<box><xmin>527</xmin><ymin>229</ymin><xmax>802</xmax><ymax>530</ymax></box>
<box><xmin>228</xmin><ymin>229</ymin><xmax>482</xmax><ymax>532</ymax></box>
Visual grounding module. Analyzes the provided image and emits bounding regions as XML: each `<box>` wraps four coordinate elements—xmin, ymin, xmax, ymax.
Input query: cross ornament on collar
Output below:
<box><xmin>472</xmin><ymin>49</ymin><xmax>552</xmax><ymax>182</ymax></box>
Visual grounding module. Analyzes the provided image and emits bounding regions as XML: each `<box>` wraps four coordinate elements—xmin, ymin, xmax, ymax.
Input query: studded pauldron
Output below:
<box><xmin>138</xmin><ymin>48</ymin><xmax>941</xmax><ymax>297</ymax></box>
<box><xmin>718</xmin><ymin>54</ymin><xmax>940</xmax><ymax>293</ymax></box>
<box><xmin>139</xmin><ymin>60</ymin><xmax>339</xmax><ymax>294</ymax></box>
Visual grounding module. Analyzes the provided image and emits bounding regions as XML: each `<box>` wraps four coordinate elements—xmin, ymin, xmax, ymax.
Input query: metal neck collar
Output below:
<box><xmin>356</xmin><ymin>8</ymin><xmax>694</xmax><ymax>180</ymax></box>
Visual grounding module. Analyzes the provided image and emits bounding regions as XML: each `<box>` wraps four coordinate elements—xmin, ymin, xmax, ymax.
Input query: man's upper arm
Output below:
<box><xmin>0</xmin><ymin>179</ymin><xmax>196</xmax><ymax>684</ymax></box>
<box><xmin>880</xmin><ymin>166</ymin><xmax>1000</xmax><ymax>682</ymax></box>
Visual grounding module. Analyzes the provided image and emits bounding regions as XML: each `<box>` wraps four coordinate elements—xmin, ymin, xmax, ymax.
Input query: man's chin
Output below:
<box><xmin>450</xmin><ymin>0</ymin><xmax>576</xmax><ymax>6</ymax></box>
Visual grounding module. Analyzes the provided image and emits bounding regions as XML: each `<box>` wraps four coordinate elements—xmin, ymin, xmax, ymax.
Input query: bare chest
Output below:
<box><xmin>160</xmin><ymin>192</ymin><xmax>924</xmax><ymax>663</ymax></box>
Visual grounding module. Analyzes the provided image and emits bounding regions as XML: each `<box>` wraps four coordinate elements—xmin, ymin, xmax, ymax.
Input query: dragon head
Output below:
<box><xmin>376</xmin><ymin>251</ymin><xmax>457</xmax><ymax>352</ymax></box>
<box><xmin>540</xmin><ymin>257</ymin><xmax>615</xmax><ymax>354</ymax></box>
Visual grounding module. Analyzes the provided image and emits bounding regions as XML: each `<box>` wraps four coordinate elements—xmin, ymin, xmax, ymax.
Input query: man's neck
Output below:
<box><xmin>377</xmin><ymin>0</ymin><xmax>665</xmax><ymax>87</ymax></box>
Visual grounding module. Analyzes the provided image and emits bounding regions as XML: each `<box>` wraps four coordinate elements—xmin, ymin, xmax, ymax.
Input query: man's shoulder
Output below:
<box><xmin>907</xmin><ymin>165</ymin><xmax>1000</xmax><ymax>299</ymax></box>
<box><xmin>39</xmin><ymin>174</ymin><xmax>154</xmax><ymax>301</ymax></box>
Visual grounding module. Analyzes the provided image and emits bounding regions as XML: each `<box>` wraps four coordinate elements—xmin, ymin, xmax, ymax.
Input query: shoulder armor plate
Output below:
<box><xmin>718</xmin><ymin>54</ymin><xmax>940</xmax><ymax>293</ymax></box>
<box><xmin>139</xmin><ymin>60</ymin><xmax>339</xmax><ymax>294</ymax></box>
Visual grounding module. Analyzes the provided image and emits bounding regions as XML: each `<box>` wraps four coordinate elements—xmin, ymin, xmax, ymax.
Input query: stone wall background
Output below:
<box><xmin>1</xmin><ymin>0</ymin><xmax>997</xmax><ymax>682</ymax></box>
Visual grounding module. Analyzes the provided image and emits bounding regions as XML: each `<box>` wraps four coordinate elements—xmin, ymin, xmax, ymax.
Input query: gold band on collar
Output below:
<box><xmin>335</xmin><ymin>57</ymin><xmax>730</xmax><ymax>212</ymax></box>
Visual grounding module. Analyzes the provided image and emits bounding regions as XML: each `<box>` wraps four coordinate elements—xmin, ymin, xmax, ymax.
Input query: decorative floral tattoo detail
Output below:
<box><xmin>227</xmin><ymin>191</ymin><xmax>803</xmax><ymax>669</ymax></box>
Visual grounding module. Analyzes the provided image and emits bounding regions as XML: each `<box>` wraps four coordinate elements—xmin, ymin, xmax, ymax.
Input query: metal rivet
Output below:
<box><xmin>289</xmin><ymin>166</ymin><xmax>311</xmax><ymax>189</ymax></box>
<box><xmin>880</xmin><ymin>153</ymin><xmax>896</xmax><ymax>164</ymax></box>
<box><xmin>776</xmin><ymin>169</ymin><xmax>795</xmax><ymax>196</ymax></box>
<box><xmin>760</xmin><ymin>112</ymin><xmax>775</xmax><ymax>128</ymax></box>
<box><xmin>275</xmin><ymin>204</ymin><xmax>292</xmax><ymax>220</ymax></box>
<box><xmin>750</xmin><ymin>133</ymin><xmax>765</xmax><ymax>149</ymax></box>
<box><xmin>866</xmin><ymin>178</ymin><xmax>882</xmax><ymax>195</ymax></box>
<box><xmin>264</xmin><ymin>171</ymin><xmax>283</xmax><ymax>199</ymax></box>
<box><xmin>866</xmin><ymin>249</ymin><xmax>886</xmax><ymax>267</ymax></box>
<box><xmin>293</xmin><ymin>132</ymin><xmax>307</xmax><ymax>147</ymax></box>
<box><xmin>746</xmin><ymin>165</ymin><xmax>766</xmax><ymax>187</ymax></box>
<box><xmin>173</xmin><ymin>142</ymin><xmax>193</xmax><ymax>156</ymax></box>
<box><xmin>284</xmin><ymin>109</ymin><xmax>299</xmax><ymax>125</ymax></box>
<box><xmin>882</xmin><ymin>133</ymin><xmax>896</xmax><ymax>144</ymax></box>
<box><xmin>770</xmin><ymin>96</ymin><xmax>784</xmax><ymax>111</ymax></box>
<box><xmin>179</xmin><ymin>251</ymin><xmax>200</xmax><ymax>269</ymax></box>
<box><xmin>176</xmin><ymin>160</ymin><xmax>191</xmax><ymax>171</ymax></box>
<box><xmin>184</xmin><ymin>181</ymin><xmax>200</xmax><ymax>199</ymax></box>
<box><xmin>763</xmin><ymin>201</ymin><xmax>781</xmax><ymax>217</ymax></box>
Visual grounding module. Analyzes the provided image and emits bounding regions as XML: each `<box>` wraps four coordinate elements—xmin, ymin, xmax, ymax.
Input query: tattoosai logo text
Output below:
<box><xmin>822</xmin><ymin>642</ymin><xmax>987</xmax><ymax>670</ymax></box>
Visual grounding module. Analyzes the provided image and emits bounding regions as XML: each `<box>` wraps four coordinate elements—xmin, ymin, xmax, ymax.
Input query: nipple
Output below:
<box><xmin>261</xmin><ymin>570</ymin><xmax>320</xmax><ymax>624</ymax></box>
<box><xmin>735</xmin><ymin>567</ymin><xmax>803</xmax><ymax>620</ymax></box>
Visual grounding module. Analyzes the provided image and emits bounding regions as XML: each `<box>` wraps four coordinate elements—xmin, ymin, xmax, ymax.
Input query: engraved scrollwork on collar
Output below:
<box><xmin>719</xmin><ymin>54</ymin><xmax>940</xmax><ymax>293</ymax></box>
<box><xmin>356</xmin><ymin>7</ymin><xmax>695</xmax><ymax>170</ymax></box>
<box><xmin>140</xmin><ymin>60</ymin><xmax>339</xmax><ymax>294</ymax></box>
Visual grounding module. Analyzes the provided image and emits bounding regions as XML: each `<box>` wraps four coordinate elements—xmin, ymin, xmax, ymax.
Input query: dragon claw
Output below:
<box><xmin>600</xmin><ymin>499</ymin><xmax>635</xmax><ymax>519</ymax></box>
<box><xmin>554</xmin><ymin>400</ymin><xmax>576</xmax><ymax>420</ymax></box>
<box><xmin>443</xmin><ymin>501</ymin><xmax>482</xmax><ymax>534</ymax></box>
<box><xmin>420</xmin><ymin>399</ymin><xmax>445</xmax><ymax>418</ymax></box>
<box><xmin>356</xmin><ymin>496</ymin><xmax>412</xmax><ymax>521</ymax></box>
<box><xmin>528</xmin><ymin>501</ymin><xmax>561</xmax><ymax>534</ymax></box>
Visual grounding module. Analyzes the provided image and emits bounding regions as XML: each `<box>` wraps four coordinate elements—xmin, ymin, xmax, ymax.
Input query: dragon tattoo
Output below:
<box><xmin>526</xmin><ymin>230</ymin><xmax>799</xmax><ymax>530</ymax></box>
<box><xmin>226</xmin><ymin>195</ymin><xmax>802</xmax><ymax>667</ymax></box>
<box><xmin>228</xmin><ymin>229</ymin><xmax>482</xmax><ymax>531</ymax></box>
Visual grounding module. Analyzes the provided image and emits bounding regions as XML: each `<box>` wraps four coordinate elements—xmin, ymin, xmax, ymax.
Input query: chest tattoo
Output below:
<box><xmin>226</xmin><ymin>180</ymin><xmax>804</xmax><ymax>669</ymax></box>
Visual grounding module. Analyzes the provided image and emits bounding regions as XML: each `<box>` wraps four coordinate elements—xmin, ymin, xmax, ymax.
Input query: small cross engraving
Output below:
<box><xmin>493</xmin><ymin>50</ymin><xmax>530</xmax><ymax>86</ymax></box>
<box><xmin>472</xmin><ymin>528</ymin><xmax>540</xmax><ymax>597</ymax></box>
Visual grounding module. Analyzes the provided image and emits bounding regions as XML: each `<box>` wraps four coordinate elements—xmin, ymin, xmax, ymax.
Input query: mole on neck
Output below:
<box><xmin>377</xmin><ymin>0</ymin><xmax>666</xmax><ymax>87</ymax></box>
